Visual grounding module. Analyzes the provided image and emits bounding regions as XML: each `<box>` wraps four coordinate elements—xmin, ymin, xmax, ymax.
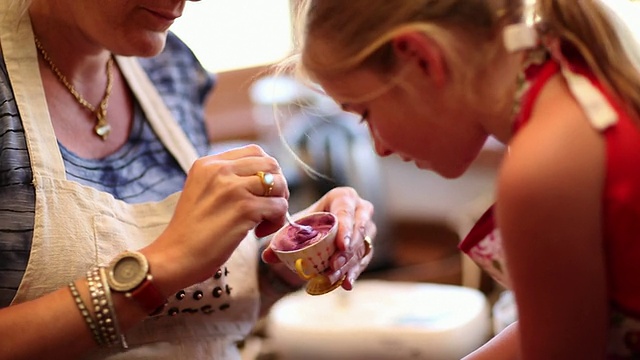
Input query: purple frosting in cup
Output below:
<box><xmin>273</xmin><ymin>213</ymin><xmax>336</xmax><ymax>251</ymax></box>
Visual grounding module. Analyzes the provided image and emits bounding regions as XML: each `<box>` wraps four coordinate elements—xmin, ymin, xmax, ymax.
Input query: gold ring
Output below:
<box><xmin>256</xmin><ymin>171</ymin><xmax>275</xmax><ymax>196</ymax></box>
<box><xmin>363</xmin><ymin>235</ymin><xmax>373</xmax><ymax>256</ymax></box>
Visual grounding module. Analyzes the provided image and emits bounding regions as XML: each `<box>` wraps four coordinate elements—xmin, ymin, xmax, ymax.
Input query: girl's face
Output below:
<box><xmin>316</xmin><ymin>65</ymin><xmax>491</xmax><ymax>179</ymax></box>
<box><xmin>31</xmin><ymin>0</ymin><xmax>194</xmax><ymax>56</ymax></box>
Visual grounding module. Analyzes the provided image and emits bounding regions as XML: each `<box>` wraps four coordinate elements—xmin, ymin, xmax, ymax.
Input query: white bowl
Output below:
<box><xmin>267</xmin><ymin>280</ymin><xmax>491</xmax><ymax>360</ymax></box>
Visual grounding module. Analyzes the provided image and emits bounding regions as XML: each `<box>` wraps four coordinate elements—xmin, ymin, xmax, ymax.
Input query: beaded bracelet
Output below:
<box><xmin>68</xmin><ymin>281</ymin><xmax>104</xmax><ymax>346</ymax></box>
<box><xmin>87</xmin><ymin>267</ymin><xmax>124</xmax><ymax>348</ymax></box>
<box><xmin>99</xmin><ymin>267</ymin><xmax>127</xmax><ymax>348</ymax></box>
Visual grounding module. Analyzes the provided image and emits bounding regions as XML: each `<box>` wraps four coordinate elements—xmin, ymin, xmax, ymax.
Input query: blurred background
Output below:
<box><xmin>172</xmin><ymin>1</ymin><xmax>508</xmax><ymax>359</ymax></box>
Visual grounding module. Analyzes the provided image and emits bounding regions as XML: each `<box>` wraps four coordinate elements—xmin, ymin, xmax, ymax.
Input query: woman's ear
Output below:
<box><xmin>392</xmin><ymin>32</ymin><xmax>447</xmax><ymax>88</ymax></box>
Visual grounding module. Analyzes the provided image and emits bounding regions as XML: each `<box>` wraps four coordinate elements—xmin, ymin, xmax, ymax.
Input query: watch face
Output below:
<box><xmin>108</xmin><ymin>252</ymin><xmax>148</xmax><ymax>292</ymax></box>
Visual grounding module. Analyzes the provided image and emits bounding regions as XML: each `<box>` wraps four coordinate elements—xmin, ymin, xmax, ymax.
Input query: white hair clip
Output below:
<box><xmin>502</xmin><ymin>0</ymin><xmax>539</xmax><ymax>52</ymax></box>
<box><xmin>503</xmin><ymin>23</ymin><xmax>538</xmax><ymax>52</ymax></box>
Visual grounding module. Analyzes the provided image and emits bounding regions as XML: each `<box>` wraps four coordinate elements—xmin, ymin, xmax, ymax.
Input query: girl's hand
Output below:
<box><xmin>261</xmin><ymin>187</ymin><xmax>376</xmax><ymax>290</ymax></box>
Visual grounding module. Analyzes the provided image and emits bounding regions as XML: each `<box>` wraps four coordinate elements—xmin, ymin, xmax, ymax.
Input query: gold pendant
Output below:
<box><xmin>95</xmin><ymin>118</ymin><xmax>111</xmax><ymax>141</ymax></box>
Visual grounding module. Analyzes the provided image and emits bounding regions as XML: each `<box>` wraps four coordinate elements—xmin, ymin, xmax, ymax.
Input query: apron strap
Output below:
<box><xmin>0</xmin><ymin>7</ymin><xmax>66</xmax><ymax>180</ymax></box>
<box><xmin>116</xmin><ymin>56</ymin><xmax>199</xmax><ymax>172</ymax></box>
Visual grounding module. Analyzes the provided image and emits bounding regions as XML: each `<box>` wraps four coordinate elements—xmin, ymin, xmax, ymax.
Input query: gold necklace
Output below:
<box><xmin>34</xmin><ymin>37</ymin><xmax>113</xmax><ymax>140</ymax></box>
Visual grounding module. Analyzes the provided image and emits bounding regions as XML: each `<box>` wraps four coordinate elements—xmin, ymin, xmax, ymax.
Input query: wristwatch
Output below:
<box><xmin>106</xmin><ymin>250</ymin><xmax>167</xmax><ymax>316</ymax></box>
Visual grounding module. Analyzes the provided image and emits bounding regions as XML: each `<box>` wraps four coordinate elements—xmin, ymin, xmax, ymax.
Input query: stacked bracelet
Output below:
<box><xmin>68</xmin><ymin>281</ymin><xmax>104</xmax><ymax>346</ymax></box>
<box><xmin>87</xmin><ymin>267</ymin><xmax>125</xmax><ymax>348</ymax></box>
<box><xmin>99</xmin><ymin>267</ymin><xmax>127</xmax><ymax>348</ymax></box>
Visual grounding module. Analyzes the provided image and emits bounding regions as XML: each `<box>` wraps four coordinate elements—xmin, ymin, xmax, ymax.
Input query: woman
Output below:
<box><xmin>287</xmin><ymin>0</ymin><xmax>640</xmax><ymax>359</ymax></box>
<box><xmin>0</xmin><ymin>0</ymin><xmax>376</xmax><ymax>359</ymax></box>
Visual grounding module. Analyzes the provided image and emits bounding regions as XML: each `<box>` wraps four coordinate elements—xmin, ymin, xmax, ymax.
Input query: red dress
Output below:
<box><xmin>458</xmin><ymin>59</ymin><xmax>640</xmax><ymax>358</ymax></box>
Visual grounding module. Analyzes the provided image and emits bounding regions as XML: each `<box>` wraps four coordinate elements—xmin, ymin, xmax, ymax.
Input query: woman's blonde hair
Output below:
<box><xmin>285</xmin><ymin>0</ymin><xmax>640</xmax><ymax>120</ymax></box>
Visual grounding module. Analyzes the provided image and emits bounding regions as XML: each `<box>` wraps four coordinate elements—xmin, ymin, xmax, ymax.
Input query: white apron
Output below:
<box><xmin>0</xmin><ymin>4</ymin><xmax>259</xmax><ymax>359</ymax></box>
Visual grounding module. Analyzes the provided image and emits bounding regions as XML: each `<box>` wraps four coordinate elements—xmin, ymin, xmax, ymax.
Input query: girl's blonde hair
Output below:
<box><xmin>285</xmin><ymin>0</ymin><xmax>640</xmax><ymax>120</ymax></box>
<box><xmin>537</xmin><ymin>0</ymin><xmax>640</xmax><ymax>119</ymax></box>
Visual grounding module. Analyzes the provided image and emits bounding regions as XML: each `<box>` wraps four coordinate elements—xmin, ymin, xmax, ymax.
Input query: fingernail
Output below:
<box><xmin>333</xmin><ymin>255</ymin><xmax>347</xmax><ymax>269</ymax></box>
<box><xmin>343</xmin><ymin>235</ymin><xmax>352</xmax><ymax>250</ymax></box>
<box><xmin>328</xmin><ymin>270</ymin><xmax>343</xmax><ymax>285</ymax></box>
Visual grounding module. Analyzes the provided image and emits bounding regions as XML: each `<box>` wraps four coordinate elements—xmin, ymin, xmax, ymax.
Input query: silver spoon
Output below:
<box><xmin>286</xmin><ymin>212</ymin><xmax>315</xmax><ymax>234</ymax></box>
<box><xmin>285</xmin><ymin>212</ymin><xmax>296</xmax><ymax>226</ymax></box>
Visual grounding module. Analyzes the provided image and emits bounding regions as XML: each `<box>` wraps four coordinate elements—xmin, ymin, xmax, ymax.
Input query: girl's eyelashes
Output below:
<box><xmin>359</xmin><ymin>109</ymin><xmax>370</xmax><ymax>123</ymax></box>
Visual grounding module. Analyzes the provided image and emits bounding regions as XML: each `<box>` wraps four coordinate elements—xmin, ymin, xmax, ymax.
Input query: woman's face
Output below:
<box><xmin>316</xmin><ymin>65</ymin><xmax>490</xmax><ymax>179</ymax></box>
<box><xmin>31</xmin><ymin>0</ymin><xmax>194</xmax><ymax>56</ymax></box>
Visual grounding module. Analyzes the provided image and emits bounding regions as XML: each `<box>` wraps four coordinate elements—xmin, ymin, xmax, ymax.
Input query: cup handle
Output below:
<box><xmin>294</xmin><ymin>258</ymin><xmax>315</xmax><ymax>280</ymax></box>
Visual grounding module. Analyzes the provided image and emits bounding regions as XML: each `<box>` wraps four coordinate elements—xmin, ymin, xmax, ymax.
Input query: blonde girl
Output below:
<box><xmin>286</xmin><ymin>0</ymin><xmax>640</xmax><ymax>358</ymax></box>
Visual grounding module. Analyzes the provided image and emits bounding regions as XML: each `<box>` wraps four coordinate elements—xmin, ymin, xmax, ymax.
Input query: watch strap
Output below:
<box><xmin>126</xmin><ymin>274</ymin><xmax>167</xmax><ymax>316</ymax></box>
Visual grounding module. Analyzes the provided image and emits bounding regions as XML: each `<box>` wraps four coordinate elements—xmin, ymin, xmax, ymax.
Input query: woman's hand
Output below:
<box><xmin>260</xmin><ymin>187</ymin><xmax>376</xmax><ymax>290</ymax></box>
<box><xmin>143</xmin><ymin>145</ymin><xmax>289</xmax><ymax>295</ymax></box>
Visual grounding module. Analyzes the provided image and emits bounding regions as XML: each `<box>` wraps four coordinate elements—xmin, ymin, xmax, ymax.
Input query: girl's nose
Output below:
<box><xmin>373</xmin><ymin>139</ymin><xmax>393</xmax><ymax>157</ymax></box>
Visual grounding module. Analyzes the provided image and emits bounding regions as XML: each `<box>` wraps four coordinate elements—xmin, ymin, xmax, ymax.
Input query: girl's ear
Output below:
<box><xmin>392</xmin><ymin>32</ymin><xmax>448</xmax><ymax>88</ymax></box>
